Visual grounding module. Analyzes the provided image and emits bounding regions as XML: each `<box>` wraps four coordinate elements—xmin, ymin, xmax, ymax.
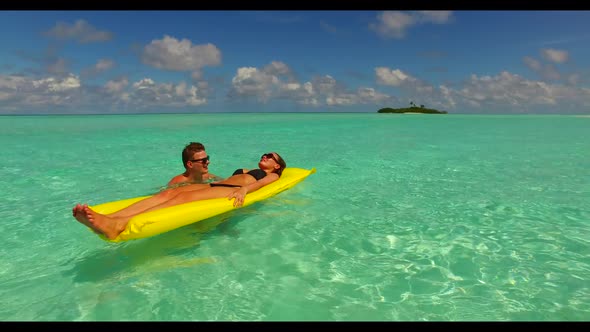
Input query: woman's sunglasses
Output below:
<box><xmin>261</xmin><ymin>153</ymin><xmax>277</xmax><ymax>162</ymax></box>
<box><xmin>190</xmin><ymin>155</ymin><xmax>210</xmax><ymax>164</ymax></box>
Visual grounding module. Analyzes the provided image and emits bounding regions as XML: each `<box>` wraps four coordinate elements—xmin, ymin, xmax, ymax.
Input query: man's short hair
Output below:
<box><xmin>182</xmin><ymin>142</ymin><xmax>206</xmax><ymax>168</ymax></box>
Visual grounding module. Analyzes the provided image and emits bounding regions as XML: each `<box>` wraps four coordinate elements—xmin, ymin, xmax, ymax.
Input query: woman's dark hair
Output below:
<box><xmin>271</xmin><ymin>152</ymin><xmax>287</xmax><ymax>176</ymax></box>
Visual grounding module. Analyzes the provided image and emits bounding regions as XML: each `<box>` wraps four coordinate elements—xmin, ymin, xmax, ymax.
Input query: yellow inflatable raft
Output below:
<box><xmin>90</xmin><ymin>167</ymin><xmax>316</xmax><ymax>242</ymax></box>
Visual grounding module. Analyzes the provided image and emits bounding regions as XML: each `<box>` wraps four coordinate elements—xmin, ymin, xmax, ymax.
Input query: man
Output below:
<box><xmin>167</xmin><ymin>142</ymin><xmax>223</xmax><ymax>187</ymax></box>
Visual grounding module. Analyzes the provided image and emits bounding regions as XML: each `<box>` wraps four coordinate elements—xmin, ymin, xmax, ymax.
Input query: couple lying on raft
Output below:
<box><xmin>72</xmin><ymin>152</ymin><xmax>287</xmax><ymax>240</ymax></box>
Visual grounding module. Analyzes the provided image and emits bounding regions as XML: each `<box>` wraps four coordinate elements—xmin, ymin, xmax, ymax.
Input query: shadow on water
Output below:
<box><xmin>63</xmin><ymin>207</ymin><xmax>255</xmax><ymax>284</ymax></box>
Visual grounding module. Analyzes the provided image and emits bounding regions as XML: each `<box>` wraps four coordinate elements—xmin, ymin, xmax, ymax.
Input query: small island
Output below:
<box><xmin>378</xmin><ymin>101</ymin><xmax>447</xmax><ymax>114</ymax></box>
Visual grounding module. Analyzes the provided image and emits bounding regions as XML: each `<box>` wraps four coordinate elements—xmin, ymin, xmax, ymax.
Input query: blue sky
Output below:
<box><xmin>1</xmin><ymin>10</ymin><xmax>589</xmax><ymax>114</ymax></box>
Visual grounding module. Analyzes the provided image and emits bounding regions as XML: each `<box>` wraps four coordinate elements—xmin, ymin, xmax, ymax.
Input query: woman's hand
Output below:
<box><xmin>228</xmin><ymin>187</ymin><xmax>248</xmax><ymax>207</ymax></box>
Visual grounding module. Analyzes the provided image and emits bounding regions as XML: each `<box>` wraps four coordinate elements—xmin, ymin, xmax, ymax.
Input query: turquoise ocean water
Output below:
<box><xmin>0</xmin><ymin>113</ymin><xmax>589</xmax><ymax>321</ymax></box>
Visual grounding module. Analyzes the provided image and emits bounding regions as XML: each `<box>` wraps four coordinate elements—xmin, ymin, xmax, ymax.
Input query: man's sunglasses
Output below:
<box><xmin>190</xmin><ymin>156</ymin><xmax>210</xmax><ymax>164</ymax></box>
<box><xmin>261</xmin><ymin>153</ymin><xmax>277</xmax><ymax>162</ymax></box>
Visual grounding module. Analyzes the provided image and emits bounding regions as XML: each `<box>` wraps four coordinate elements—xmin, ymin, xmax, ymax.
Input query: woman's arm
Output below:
<box><xmin>227</xmin><ymin>173</ymin><xmax>279</xmax><ymax>207</ymax></box>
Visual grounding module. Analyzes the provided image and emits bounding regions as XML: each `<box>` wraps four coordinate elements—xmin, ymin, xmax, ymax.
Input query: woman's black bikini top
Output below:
<box><xmin>232</xmin><ymin>168</ymin><xmax>267</xmax><ymax>181</ymax></box>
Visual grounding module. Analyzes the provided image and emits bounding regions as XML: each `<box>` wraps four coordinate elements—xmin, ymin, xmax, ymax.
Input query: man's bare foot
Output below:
<box><xmin>83</xmin><ymin>206</ymin><xmax>128</xmax><ymax>240</ymax></box>
<box><xmin>72</xmin><ymin>204</ymin><xmax>102</xmax><ymax>235</ymax></box>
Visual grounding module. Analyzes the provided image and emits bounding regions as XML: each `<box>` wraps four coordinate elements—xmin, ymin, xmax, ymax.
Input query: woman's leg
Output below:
<box><xmin>72</xmin><ymin>204</ymin><xmax>101</xmax><ymax>234</ymax></box>
<box><xmin>80</xmin><ymin>205</ymin><xmax>130</xmax><ymax>240</ymax></box>
<box><xmin>78</xmin><ymin>186</ymin><xmax>237</xmax><ymax>240</ymax></box>
<box><xmin>137</xmin><ymin>186</ymin><xmax>236</xmax><ymax>214</ymax></box>
<box><xmin>107</xmin><ymin>183</ymin><xmax>210</xmax><ymax>218</ymax></box>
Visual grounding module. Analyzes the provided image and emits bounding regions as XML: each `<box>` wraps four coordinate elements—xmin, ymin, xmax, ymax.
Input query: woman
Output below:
<box><xmin>73</xmin><ymin>152</ymin><xmax>287</xmax><ymax>240</ymax></box>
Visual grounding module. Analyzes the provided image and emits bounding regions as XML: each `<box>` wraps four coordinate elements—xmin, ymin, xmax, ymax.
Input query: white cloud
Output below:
<box><xmin>524</xmin><ymin>55</ymin><xmax>562</xmax><ymax>81</ymax></box>
<box><xmin>0</xmin><ymin>73</ymin><xmax>208</xmax><ymax>112</ymax></box>
<box><xmin>44</xmin><ymin>19</ymin><xmax>113</xmax><ymax>43</ymax></box>
<box><xmin>456</xmin><ymin>72</ymin><xmax>558</xmax><ymax>106</ymax></box>
<box><xmin>282</xmin><ymin>82</ymin><xmax>301</xmax><ymax>91</ymax></box>
<box><xmin>133</xmin><ymin>78</ymin><xmax>156</xmax><ymax>89</ymax></box>
<box><xmin>82</xmin><ymin>59</ymin><xmax>115</xmax><ymax>78</ymax></box>
<box><xmin>542</xmin><ymin>48</ymin><xmax>569</xmax><ymax>63</ymax></box>
<box><xmin>191</xmin><ymin>70</ymin><xmax>203</xmax><ymax>81</ymax></box>
<box><xmin>141</xmin><ymin>35</ymin><xmax>221</xmax><ymax>72</ymax></box>
<box><xmin>303</xmin><ymin>82</ymin><xmax>314</xmax><ymax>95</ymax></box>
<box><xmin>175</xmin><ymin>82</ymin><xmax>188</xmax><ymax>96</ymax></box>
<box><xmin>0</xmin><ymin>75</ymin><xmax>27</xmax><ymax>89</ymax></box>
<box><xmin>523</xmin><ymin>56</ymin><xmax>542</xmax><ymax>71</ymax></box>
<box><xmin>313</xmin><ymin>75</ymin><xmax>338</xmax><ymax>95</ymax></box>
<box><xmin>439</xmin><ymin>85</ymin><xmax>456</xmax><ymax>108</ymax></box>
<box><xmin>0</xmin><ymin>74</ymin><xmax>81</xmax><ymax>108</ymax></box>
<box><xmin>375</xmin><ymin>67</ymin><xmax>414</xmax><ymax>86</ymax></box>
<box><xmin>357</xmin><ymin>87</ymin><xmax>392</xmax><ymax>104</ymax></box>
<box><xmin>326</xmin><ymin>94</ymin><xmax>356</xmax><ymax>106</ymax></box>
<box><xmin>566</xmin><ymin>73</ymin><xmax>580</xmax><ymax>86</ymax></box>
<box><xmin>230</xmin><ymin>62</ymin><xmax>394</xmax><ymax>107</ymax></box>
<box><xmin>370</xmin><ymin>11</ymin><xmax>453</xmax><ymax>39</ymax></box>
<box><xmin>0</xmin><ymin>91</ymin><xmax>12</xmax><ymax>101</ymax></box>
<box><xmin>230</xmin><ymin>67</ymin><xmax>279</xmax><ymax>102</ymax></box>
<box><xmin>325</xmin><ymin>88</ymin><xmax>392</xmax><ymax>106</ymax></box>
<box><xmin>263</xmin><ymin>61</ymin><xmax>292</xmax><ymax>77</ymax></box>
<box><xmin>369</xmin><ymin>11</ymin><xmax>415</xmax><ymax>39</ymax></box>
<box><xmin>104</xmin><ymin>77</ymin><xmax>128</xmax><ymax>94</ymax></box>
<box><xmin>444</xmin><ymin>71</ymin><xmax>590</xmax><ymax>111</ymax></box>
<box><xmin>127</xmin><ymin>78</ymin><xmax>207</xmax><ymax>107</ymax></box>
<box><xmin>278</xmin><ymin>81</ymin><xmax>317</xmax><ymax>106</ymax></box>
<box><xmin>95</xmin><ymin>59</ymin><xmax>114</xmax><ymax>72</ymax></box>
<box><xmin>185</xmin><ymin>85</ymin><xmax>207</xmax><ymax>106</ymax></box>
<box><xmin>33</xmin><ymin>75</ymin><xmax>81</xmax><ymax>92</ymax></box>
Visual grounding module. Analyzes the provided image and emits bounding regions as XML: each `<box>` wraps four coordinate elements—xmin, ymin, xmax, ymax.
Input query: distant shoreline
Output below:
<box><xmin>377</xmin><ymin>107</ymin><xmax>448</xmax><ymax>114</ymax></box>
